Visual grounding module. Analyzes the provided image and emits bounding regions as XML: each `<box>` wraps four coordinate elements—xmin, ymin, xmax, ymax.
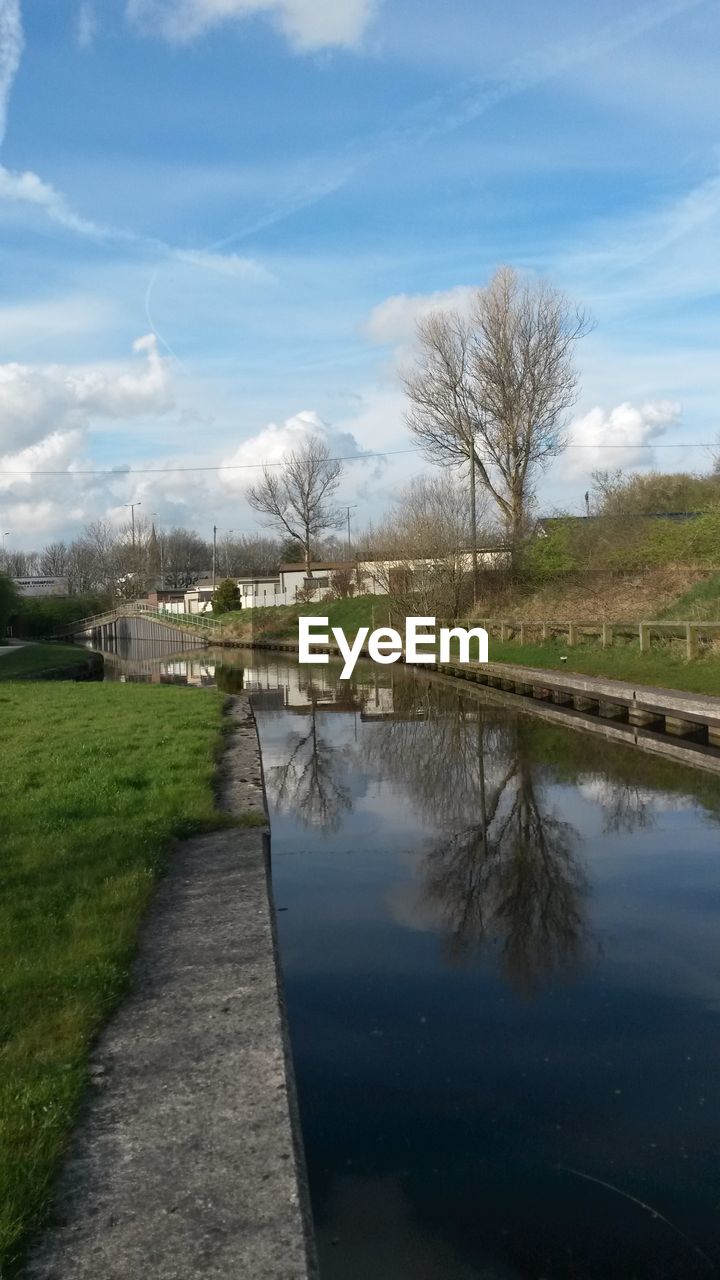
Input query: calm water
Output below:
<box><xmin>100</xmin><ymin>641</ymin><xmax>720</xmax><ymax>1278</ymax></box>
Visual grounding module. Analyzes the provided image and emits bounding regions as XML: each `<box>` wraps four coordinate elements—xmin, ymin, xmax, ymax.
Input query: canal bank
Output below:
<box><xmin>0</xmin><ymin>642</ymin><xmax>103</xmax><ymax>682</ymax></box>
<box><xmin>75</xmin><ymin>642</ymin><xmax>720</xmax><ymax>1276</ymax></box>
<box><xmin>246</xmin><ymin>639</ymin><xmax>720</xmax><ymax>774</ymax></box>
<box><xmin>25</xmin><ymin>694</ymin><xmax>317</xmax><ymax>1280</ymax></box>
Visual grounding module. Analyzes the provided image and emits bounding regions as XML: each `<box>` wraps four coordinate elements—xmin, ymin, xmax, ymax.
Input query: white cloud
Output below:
<box><xmin>0</xmin><ymin>165</ymin><xmax>105</xmax><ymax>235</ymax></box>
<box><xmin>218</xmin><ymin>409</ymin><xmax>365</xmax><ymax>489</ymax></box>
<box><xmin>0</xmin><ymin>0</ymin><xmax>22</xmax><ymax>144</ymax></box>
<box><xmin>366</xmin><ymin>286</ymin><xmax>477</xmax><ymax>348</ymax></box>
<box><xmin>76</xmin><ymin>1</ymin><xmax>98</xmax><ymax>49</ymax></box>
<box><xmin>0</xmin><ymin>334</ymin><xmax>174</xmax><ymax>457</ymax></box>
<box><xmin>565</xmin><ymin>400</ymin><xmax>682</xmax><ymax>474</ymax></box>
<box><xmin>126</xmin><ymin>0</ymin><xmax>377</xmax><ymax>51</ymax></box>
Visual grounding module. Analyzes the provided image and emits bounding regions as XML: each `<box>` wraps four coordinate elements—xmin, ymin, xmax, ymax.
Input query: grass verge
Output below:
<box><xmin>219</xmin><ymin>595</ymin><xmax>393</xmax><ymax>643</ymax></box>
<box><xmin>0</xmin><ymin>644</ymin><xmax>92</xmax><ymax>682</ymax></box>
<box><xmin>0</xmin><ymin>682</ymin><xmax>228</xmax><ymax>1274</ymax></box>
<box><xmin>484</xmin><ymin>636</ymin><xmax>720</xmax><ymax>696</ymax></box>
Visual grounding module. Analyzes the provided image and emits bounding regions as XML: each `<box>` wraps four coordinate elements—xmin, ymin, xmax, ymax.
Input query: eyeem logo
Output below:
<box><xmin>299</xmin><ymin>616</ymin><xmax>489</xmax><ymax>680</ymax></box>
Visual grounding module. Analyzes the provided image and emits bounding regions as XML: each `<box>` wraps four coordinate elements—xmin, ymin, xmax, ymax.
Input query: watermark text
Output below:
<box><xmin>299</xmin><ymin>616</ymin><xmax>488</xmax><ymax>680</ymax></box>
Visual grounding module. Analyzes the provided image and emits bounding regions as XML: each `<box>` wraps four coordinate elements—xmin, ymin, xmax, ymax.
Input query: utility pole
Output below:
<box><xmin>124</xmin><ymin>502</ymin><xmax>142</xmax><ymax>549</ymax></box>
<box><xmin>1</xmin><ymin>531</ymin><xmax>9</xmax><ymax>569</ymax></box>
<box><xmin>344</xmin><ymin>505</ymin><xmax>358</xmax><ymax>558</ymax></box>
<box><xmin>212</xmin><ymin>525</ymin><xmax>217</xmax><ymax>592</ymax></box>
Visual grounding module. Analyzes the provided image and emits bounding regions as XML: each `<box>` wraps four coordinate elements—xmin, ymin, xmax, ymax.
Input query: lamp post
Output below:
<box><xmin>124</xmin><ymin>502</ymin><xmax>142</xmax><ymax>549</ymax></box>
<box><xmin>212</xmin><ymin>526</ymin><xmax>235</xmax><ymax>589</ymax></box>
<box><xmin>223</xmin><ymin>529</ymin><xmax>235</xmax><ymax>577</ymax></box>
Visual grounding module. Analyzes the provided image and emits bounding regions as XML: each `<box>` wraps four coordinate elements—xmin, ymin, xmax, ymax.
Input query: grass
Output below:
<box><xmin>0</xmin><ymin>682</ymin><xmax>229</xmax><ymax>1274</ymax></box>
<box><xmin>658</xmin><ymin>571</ymin><xmax>720</xmax><ymax>621</ymax></box>
<box><xmin>0</xmin><ymin>643</ymin><xmax>92</xmax><ymax>681</ymax></box>
<box><xmin>219</xmin><ymin>594</ymin><xmax>393</xmax><ymax>642</ymax></box>
<box><xmin>484</xmin><ymin>635</ymin><xmax>720</xmax><ymax>696</ymax></box>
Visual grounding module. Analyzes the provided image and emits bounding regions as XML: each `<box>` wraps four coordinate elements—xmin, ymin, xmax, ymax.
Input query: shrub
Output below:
<box><xmin>212</xmin><ymin>578</ymin><xmax>241</xmax><ymax>614</ymax></box>
<box><xmin>0</xmin><ymin>574</ymin><xmax>20</xmax><ymax>638</ymax></box>
<box><xmin>12</xmin><ymin>593</ymin><xmax>110</xmax><ymax>638</ymax></box>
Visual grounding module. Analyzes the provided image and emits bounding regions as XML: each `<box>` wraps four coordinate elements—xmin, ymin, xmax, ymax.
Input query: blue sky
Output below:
<box><xmin>0</xmin><ymin>0</ymin><xmax>718</xmax><ymax>546</ymax></box>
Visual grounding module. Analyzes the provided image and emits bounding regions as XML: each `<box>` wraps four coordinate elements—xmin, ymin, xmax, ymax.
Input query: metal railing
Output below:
<box><xmin>55</xmin><ymin>601</ymin><xmax>224</xmax><ymax>637</ymax></box>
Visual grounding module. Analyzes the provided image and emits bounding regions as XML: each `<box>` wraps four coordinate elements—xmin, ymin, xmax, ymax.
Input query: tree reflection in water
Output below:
<box><xmin>364</xmin><ymin>681</ymin><xmax>589</xmax><ymax>994</ymax></box>
<box><xmin>265</xmin><ymin>677</ymin><xmax>352</xmax><ymax>831</ymax></box>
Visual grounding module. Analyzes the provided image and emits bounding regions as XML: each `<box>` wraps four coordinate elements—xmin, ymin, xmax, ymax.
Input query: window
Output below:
<box><xmin>305</xmin><ymin>576</ymin><xmax>329</xmax><ymax>589</ymax></box>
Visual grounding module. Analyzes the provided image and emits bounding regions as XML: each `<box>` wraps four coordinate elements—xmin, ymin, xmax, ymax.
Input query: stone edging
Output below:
<box><xmin>25</xmin><ymin>692</ymin><xmax>318</xmax><ymax>1280</ymax></box>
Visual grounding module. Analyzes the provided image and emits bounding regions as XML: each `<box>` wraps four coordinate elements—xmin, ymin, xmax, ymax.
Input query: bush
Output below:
<box><xmin>212</xmin><ymin>578</ymin><xmax>241</xmax><ymax>614</ymax></box>
<box><xmin>13</xmin><ymin>593</ymin><xmax>110</xmax><ymax>638</ymax></box>
<box><xmin>0</xmin><ymin>574</ymin><xmax>20</xmax><ymax>639</ymax></box>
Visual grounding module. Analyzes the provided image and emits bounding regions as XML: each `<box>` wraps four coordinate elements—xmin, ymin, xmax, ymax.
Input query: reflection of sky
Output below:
<box><xmin>252</xmin><ymin>655</ymin><xmax>720</xmax><ymax>1280</ymax></box>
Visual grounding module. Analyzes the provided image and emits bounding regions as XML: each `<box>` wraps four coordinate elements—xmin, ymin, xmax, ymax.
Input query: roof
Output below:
<box><xmin>278</xmin><ymin>561</ymin><xmax>353</xmax><ymax>573</ymax></box>
<box><xmin>537</xmin><ymin>512</ymin><xmax>702</xmax><ymax>529</ymax></box>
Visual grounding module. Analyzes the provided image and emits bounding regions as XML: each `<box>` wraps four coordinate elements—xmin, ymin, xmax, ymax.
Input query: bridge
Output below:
<box><xmin>56</xmin><ymin>602</ymin><xmax>223</xmax><ymax>649</ymax></box>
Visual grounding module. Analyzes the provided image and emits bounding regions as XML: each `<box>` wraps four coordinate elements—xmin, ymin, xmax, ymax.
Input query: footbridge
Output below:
<box><xmin>56</xmin><ymin>602</ymin><xmax>223</xmax><ymax>649</ymax></box>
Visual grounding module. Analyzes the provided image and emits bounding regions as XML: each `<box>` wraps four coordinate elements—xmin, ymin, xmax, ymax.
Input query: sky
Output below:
<box><xmin>0</xmin><ymin>0</ymin><xmax>719</xmax><ymax>549</ymax></box>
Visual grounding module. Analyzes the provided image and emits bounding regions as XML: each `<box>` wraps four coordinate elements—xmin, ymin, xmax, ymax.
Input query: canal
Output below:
<box><xmin>101</xmin><ymin>640</ymin><xmax>720</xmax><ymax>1278</ymax></box>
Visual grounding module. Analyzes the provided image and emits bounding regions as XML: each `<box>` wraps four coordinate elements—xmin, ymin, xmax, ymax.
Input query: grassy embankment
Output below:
<box><xmin>0</xmin><ymin>682</ymin><xmax>251</xmax><ymax>1275</ymax></box>
<box><xmin>0</xmin><ymin>643</ymin><xmax>92</xmax><ymax>682</ymax></box>
<box><xmin>216</xmin><ymin>594</ymin><xmax>720</xmax><ymax>697</ymax></box>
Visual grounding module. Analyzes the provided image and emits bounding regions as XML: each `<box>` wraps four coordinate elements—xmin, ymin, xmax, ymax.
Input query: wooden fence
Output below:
<box><xmin>438</xmin><ymin>619</ymin><xmax>720</xmax><ymax>662</ymax></box>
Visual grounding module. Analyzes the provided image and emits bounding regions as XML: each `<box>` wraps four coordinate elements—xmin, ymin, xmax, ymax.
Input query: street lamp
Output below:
<box><xmin>223</xmin><ymin>529</ymin><xmax>235</xmax><ymax>577</ymax></box>
<box><xmin>212</xmin><ymin>526</ymin><xmax>235</xmax><ymax>589</ymax></box>
<box><xmin>124</xmin><ymin>502</ymin><xmax>142</xmax><ymax>549</ymax></box>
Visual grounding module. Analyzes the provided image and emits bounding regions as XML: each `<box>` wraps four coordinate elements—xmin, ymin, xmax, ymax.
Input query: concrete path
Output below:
<box><xmin>27</xmin><ymin>696</ymin><xmax>317</xmax><ymax>1280</ymax></box>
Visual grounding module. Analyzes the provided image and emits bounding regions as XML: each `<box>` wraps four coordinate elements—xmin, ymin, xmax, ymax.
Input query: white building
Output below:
<box><xmin>178</xmin><ymin>551</ymin><xmax>509</xmax><ymax>614</ymax></box>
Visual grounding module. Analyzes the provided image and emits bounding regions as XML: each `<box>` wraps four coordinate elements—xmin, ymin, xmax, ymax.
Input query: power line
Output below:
<box><xmin>0</xmin><ymin>441</ymin><xmax>717</xmax><ymax>478</ymax></box>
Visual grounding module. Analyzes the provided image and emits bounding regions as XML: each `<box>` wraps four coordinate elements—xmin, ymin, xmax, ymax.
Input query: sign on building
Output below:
<box><xmin>13</xmin><ymin>577</ymin><xmax>69</xmax><ymax>597</ymax></box>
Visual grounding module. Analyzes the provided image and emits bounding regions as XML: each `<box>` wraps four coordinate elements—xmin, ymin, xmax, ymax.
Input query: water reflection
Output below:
<box><xmin>267</xmin><ymin>680</ymin><xmax>353</xmax><ymax>831</ymax></box>
<box><xmin>89</xmin><ymin>638</ymin><xmax>720</xmax><ymax>1277</ymax></box>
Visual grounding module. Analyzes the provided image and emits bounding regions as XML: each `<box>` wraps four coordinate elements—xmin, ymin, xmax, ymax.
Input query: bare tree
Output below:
<box><xmin>39</xmin><ymin>541</ymin><xmax>69</xmax><ymax>577</ymax></box>
<box><xmin>162</xmin><ymin>527</ymin><xmax>210</xmax><ymax>589</ymax></box>
<box><xmin>246</xmin><ymin>437</ymin><xmax>343</xmax><ymax>583</ymax></box>
<box><xmin>360</xmin><ymin>473</ymin><xmax>489</xmax><ymax>618</ymax></box>
<box><xmin>404</xmin><ymin>266</ymin><xmax>591</xmax><ymax>567</ymax></box>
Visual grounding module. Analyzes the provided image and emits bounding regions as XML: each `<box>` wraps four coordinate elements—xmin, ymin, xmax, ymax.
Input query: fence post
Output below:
<box><xmin>568</xmin><ymin>623</ymin><xmax>577</xmax><ymax>647</ymax></box>
<box><xmin>686</xmin><ymin>622</ymin><xmax>698</xmax><ymax>660</ymax></box>
<box><xmin>519</xmin><ymin>622</ymin><xmax>525</xmax><ymax>646</ymax></box>
<box><xmin>541</xmin><ymin>622</ymin><xmax>548</xmax><ymax>642</ymax></box>
<box><xmin>602</xmin><ymin>622</ymin><xmax>612</xmax><ymax>648</ymax></box>
<box><xmin>500</xmin><ymin>621</ymin><xmax>508</xmax><ymax>643</ymax></box>
<box><xmin>639</xmin><ymin>622</ymin><xmax>650</xmax><ymax>654</ymax></box>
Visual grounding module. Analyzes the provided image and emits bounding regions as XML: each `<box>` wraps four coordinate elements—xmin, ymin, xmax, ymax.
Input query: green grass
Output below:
<box><xmin>484</xmin><ymin>635</ymin><xmax>720</xmax><ymax>696</ymax></box>
<box><xmin>221</xmin><ymin>594</ymin><xmax>394</xmax><ymax>641</ymax></box>
<box><xmin>0</xmin><ymin>683</ymin><xmax>228</xmax><ymax>1274</ymax></box>
<box><xmin>659</xmin><ymin>571</ymin><xmax>720</xmax><ymax>621</ymax></box>
<box><xmin>0</xmin><ymin>643</ymin><xmax>92</xmax><ymax>681</ymax></box>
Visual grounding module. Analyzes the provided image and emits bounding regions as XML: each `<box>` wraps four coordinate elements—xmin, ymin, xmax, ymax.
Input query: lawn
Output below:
<box><xmin>0</xmin><ymin>682</ymin><xmax>229</xmax><ymax>1274</ymax></box>
<box><xmin>484</xmin><ymin>635</ymin><xmax>720</xmax><ymax>697</ymax></box>
<box><xmin>219</xmin><ymin>594</ymin><xmax>394</xmax><ymax>642</ymax></box>
<box><xmin>0</xmin><ymin>644</ymin><xmax>92</xmax><ymax>681</ymax></box>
